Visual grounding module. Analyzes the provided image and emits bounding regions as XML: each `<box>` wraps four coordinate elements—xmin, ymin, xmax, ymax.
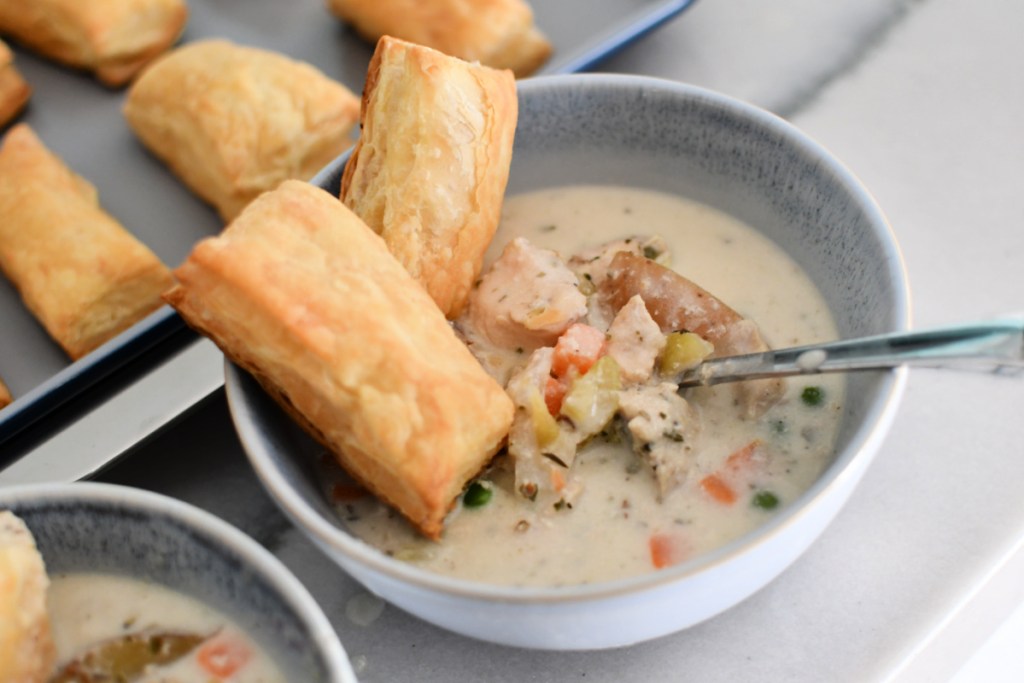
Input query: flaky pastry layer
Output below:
<box><xmin>0</xmin><ymin>377</ymin><xmax>10</xmax><ymax>409</ymax></box>
<box><xmin>124</xmin><ymin>39</ymin><xmax>361</xmax><ymax>222</ymax></box>
<box><xmin>0</xmin><ymin>511</ymin><xmax>55</xmax><ymax>683</ymax></box>
<box><xmin>0</xmin><ymin>0</ymin><xmax>187</xmax><ymax>86</ymax></box>
<box><xmin>340</xmin><ymin>36</ymin><xmax>518</xmax><ymax>319</ymax></box>
<box><xmin>0</xmin><ymin>40</ymin><xmax>30</xmax><ymax>128</ymax></box>
<box><xmin>326</xmin><ymin>0</ymin><xmax>552</xmax><ymax>77</ymax></box>
<box><xmin>165</xmin><ymin>180</ymin><xmax>514</xmax><ymax>539</ymax></box>
<box><xmin>0</xmin><ymin>124</ymin><xmax>173</xmax><ymax>359</ymax></box>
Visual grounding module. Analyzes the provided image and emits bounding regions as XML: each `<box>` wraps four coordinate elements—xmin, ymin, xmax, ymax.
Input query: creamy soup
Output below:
<box><xmin>330</xmin><ymin>185</ymin><xmax>844</xmax><ymax>587</ymax></box>
<box><xmin>48</xmin><ymin>573</ymin><xmax>286</xmax><ymax>682</ymax></box>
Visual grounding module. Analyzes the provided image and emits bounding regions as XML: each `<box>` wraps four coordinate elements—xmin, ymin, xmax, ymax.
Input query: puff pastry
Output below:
<box><xmin>0</xmin><ymin>376</ymin><xmax>10</xmax><ymax>409</ymax></box>
<box><xmin>326</xmin><ymin>0</ymin><xmax>552</xmax><ymax>77</ymax></box>
<box><xmin>0</xmin><ymin>40</ymin><xmax>30</xmax><ymax>127</ymax></box>
<box><xmin>340</xmin><ymin>36</ymin><xmax>517</xmax><ymax>319</ymax></box>
<box><xmin>165</xmin><ymin>180</ymin><xmax>515</xmax><ymax>539</ymax></box>
<box><xmin>0</xmin><ymin>124</ymin><xmax>173</xmax><ymax>359</ymax></box>
<box><xmin>0</xmin><ymin>511</ymin><xmax>55</xmax><ymax>683</ymax></box>
<box><xmin>0</xmin><ymin>0</ymin><xmax>187</xmax><ymax>87</ymax></box>
<box><xmin>124</xmin><ymin>39</ymin><xmax>361</xmax><ymax>222</ymax></box>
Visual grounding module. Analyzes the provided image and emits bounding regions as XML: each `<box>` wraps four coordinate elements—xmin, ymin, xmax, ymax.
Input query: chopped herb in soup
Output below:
<box><xmin>326</xmin><ymin>186</ymin><xmax>844</xmax><ymax>587</ymax></box>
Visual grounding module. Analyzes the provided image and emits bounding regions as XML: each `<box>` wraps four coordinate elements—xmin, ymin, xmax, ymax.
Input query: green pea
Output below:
<box><xmin>801</xmin><ymin>386</ymin><xmax>824</xmax><ymax>406</ymax></box>
<box><xmin>752</xmin><ymin>491</ymin><xmax>779</xmax><ymax>510</ymax></box>
<box><xmin>463</xmin><ymin>482</ymin><xmax>493</xmax><ymax>508</ymax></box>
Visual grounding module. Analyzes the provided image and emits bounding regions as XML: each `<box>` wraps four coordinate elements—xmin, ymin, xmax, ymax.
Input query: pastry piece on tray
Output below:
<box><xmin>0</xmin><ymin>376</ymin><xmax>11</xmax><ymax>409</ymax></box>
<box><xmin>0</xmin><ymin>124</ymin><xmax>173</xmax><ymax>360</ymax></box>
<box><xmin>124</xmin><ymin>39</ymin><xmax>361</xmax><ymax>222</ymax></box>
<box><xmin>0</xmin><ymin>0</ymin><xmax>187</xmax><ymax>87</ymax></box>
<box><xmin>0</xmin><ymin>40</ymin><xmax>30</xmax><ymax>128</ymax></box>
<box><xmin>165</xmin><ymin>180</ymin><xmax>515</xmax><ymax>539</ymax></box>
<box><xmin>340</xmin><ymin>36</ymin><xmax>518</xmax><ymax>318</ymax></box>
<box><xmin>326</xmin><ymin>0</ymin><xmax>552</xmax><ymax>77</ymax></box>
<box><xmin>0</xmin><ymin>511</ymin><xmax>56</xmax><ymax>683</ymax></box>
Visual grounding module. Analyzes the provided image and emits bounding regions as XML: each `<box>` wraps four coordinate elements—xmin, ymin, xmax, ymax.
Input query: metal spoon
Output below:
<box><xmin>677</xmin><ymin>316</ymin><xmax>1024</xmax><ymax>387</ymax></box>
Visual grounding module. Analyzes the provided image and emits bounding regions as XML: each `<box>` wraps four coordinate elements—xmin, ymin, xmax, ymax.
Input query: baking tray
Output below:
<box><xmin>0</xmin><ymin>0</ymin><xmax>697</xmax><ymax>452</ymax></box>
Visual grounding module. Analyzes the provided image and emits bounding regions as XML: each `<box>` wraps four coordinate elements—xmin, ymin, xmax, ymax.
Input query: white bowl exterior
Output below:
<box><xmin>236</xmin><ymin>74</ymin><xmax>911</xmax><ymax>650</ymax></box>
<box><xmin>257</xmin><ymin>380</ymin><xmax>898</xmax><ymax>651</ymax></box>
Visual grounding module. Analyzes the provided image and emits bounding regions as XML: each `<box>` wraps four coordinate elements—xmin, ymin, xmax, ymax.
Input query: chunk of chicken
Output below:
<box><xmin>601</xmin><ymin>252</ymin><xmax>785</xmax><ymax>418</ymax></box>
<box><xmin>716</xmin><ymin>319</ymin><xmax>787</xmax><ymax>419</ymax></box>
<box><xmin>466</xmin><ymin>237</ymin><xmax>587</xmax><ymax>352</ymax></box>
<box><xmin>605</xmin><ymin>295</ymin><xmax>666</xmax><ymax>385</ymax></box>
<box><xmin>618</xmin><ymin>383</ymin><xmax>700</xmax><ymax>496</ymax></box>
<box><xmin>568</xmin><ymin>235</ymin><xmax>671</xmax><ymax>292</ymax></box>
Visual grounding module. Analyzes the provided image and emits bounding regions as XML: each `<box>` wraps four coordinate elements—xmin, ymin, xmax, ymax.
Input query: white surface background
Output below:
<box><xmin>37</xmin><ymin>0</ymin><xmax>1022</xmax><ymax>680</ymax></box>
<box><xmin>605</xmin><ymin>0</ymin><xmax>1024</xmax><ymax>679</ymax></box>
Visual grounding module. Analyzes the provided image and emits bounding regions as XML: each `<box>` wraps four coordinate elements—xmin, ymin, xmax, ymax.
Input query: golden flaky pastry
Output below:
<box><xmin>340</xmin><ymin>36</ymin><xmax>517</xmax><ymax>319</ymax></box>
<box><xmin>326</xmin><ymin>0</ymin><xmax>551</xmax><ymax>77</ymax></box>
<box><xmin>0</xmin><ymin>40</ymin><xmax>30</xmax><ymax>128</ymax></box>
<box><xmin>0</xmin><ymin>511</ymin><xmax>55</xmax><ymax>683</ymax></box>
<box><xmin>124</xmin><ymin>39</ymin><xmax>361</xmax><ymax>222</ymax></box>
<box><xmin>165</xmin><ymin>180</ymin><xmax>515</xmax><ymax>539</ymax></box>
<box><xmin>0</xmin><ymin>376</ymin><xmax>11</xmax><ymax>408</ymax></box>
<box><xmin>0</xmin><ymin>124</ymin><xmax>173</xmax><ymax>360</ymax></box>
<box><xmin>0</xmin><ymin>0</ymin><xmax>187</xmax><ymax>87</ymax></box>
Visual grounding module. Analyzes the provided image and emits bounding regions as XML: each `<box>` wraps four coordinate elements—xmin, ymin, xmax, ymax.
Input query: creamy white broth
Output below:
<box><xmin>48</xmin><ymin>572</ymin><xmax>286</xmax><ymax>682</ymax></box>
<box><xmin>333</xmin><ymin>185</ymin><xmax>844</xmax><ymax>587</ymax></box>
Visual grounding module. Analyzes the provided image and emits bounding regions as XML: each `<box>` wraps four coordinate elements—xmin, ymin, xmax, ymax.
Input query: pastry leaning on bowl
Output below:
<box><xmin>166</xmin><ymin>38</ymin><xmax>518</xmax><ymax>539</ymax></box>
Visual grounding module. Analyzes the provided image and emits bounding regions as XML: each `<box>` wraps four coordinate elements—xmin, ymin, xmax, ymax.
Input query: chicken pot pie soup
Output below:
<box><xmin>326</xmin><ymin>185</ymin><xmax>845</xmax><ymax>587</ymax></box>
<box><xmin>47</xmin><ymin>573</ymin><xmax>286</xmax><ymax>683</ymax></box>
<box><xmin>1</xmin><ymin>509</ymin><xmax>289</xmax><ymax>682</ymax></box>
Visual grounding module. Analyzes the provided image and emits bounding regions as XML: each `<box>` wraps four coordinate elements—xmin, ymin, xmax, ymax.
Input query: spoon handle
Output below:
<box><xmin>678</xmin><ymin>316</ymin><xmax>1024</xmax><ymax>387</ymax></box>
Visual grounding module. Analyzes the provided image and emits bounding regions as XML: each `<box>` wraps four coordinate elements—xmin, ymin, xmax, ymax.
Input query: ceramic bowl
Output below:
<box><xmin>0</xmin><ymin>482</ymin><xmax>357</xmax><ymax>681</ymax></box>
<box><xmin>225</xmin><ymin>74</ymin><xmax>910</xmax><ymax>650</ymax></box>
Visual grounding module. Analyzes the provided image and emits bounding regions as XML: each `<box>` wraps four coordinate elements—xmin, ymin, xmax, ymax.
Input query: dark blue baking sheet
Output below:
<box><xmin>0</xmin><ymin>0</ymin><xmax>697</xmax><ymax>452</ymax></box>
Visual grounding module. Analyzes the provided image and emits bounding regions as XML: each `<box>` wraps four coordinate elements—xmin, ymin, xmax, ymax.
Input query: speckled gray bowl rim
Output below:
<box><xmin>227</xmin><ymin>73</ymin><xmax>911</xmax><ymax>605</ymax></box>
<box><xmin>0</xmin><ymin>481</ymin><xmax>357</xmax><ymax>682</ymax></box>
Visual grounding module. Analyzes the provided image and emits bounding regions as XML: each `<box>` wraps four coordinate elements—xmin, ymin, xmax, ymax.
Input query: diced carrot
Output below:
<box><xmin>550</xmin><ymin>467</ymin><xmax>566</xmax><ymax>493</ymax></box>
<box><xmin>700</xmin><ymin>474</ymin><xmax>737</xmax><ymax>504</ymax></box>
<box><xmin>197</xmin><ymin>635</ymin><xmax>252</xmax><ymax>678</ymax></box>
<box><xmin>649</xmin><ymin>532</ymin><xmax>688</xmax><ymax>569</ymax></box>
<box><xmin>544</xmin><ymin>376</ymin><xmax>567</xmax><ymax>415</ymax></box>
<box><xmin>551</xmin><ymin>323</ymin><xmax>606</xmax><ymax>378</ymax></box>
<box><xmin>725</xmin><ymin>439</ymin><xmax>763</xmax><ymax>472</ymax></box>
<box><xmin>331</xmin><ymin>482</ymin><xmax>368</xmax><ymax>503</ymax></box>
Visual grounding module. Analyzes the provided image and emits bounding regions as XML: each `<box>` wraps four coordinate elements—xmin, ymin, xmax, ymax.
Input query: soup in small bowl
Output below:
<box><xmin>0</xmin><ymin>482</ymin><xmax>356</xmax><ymax>681</ymax></box>
<box><xmin>226</xmin><ymin>74</ymin><xmax>909</xmax><ymax>650</ymax></box>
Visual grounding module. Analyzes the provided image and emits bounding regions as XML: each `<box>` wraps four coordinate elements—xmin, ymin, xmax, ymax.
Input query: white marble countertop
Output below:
<box><xmin>93</xmin><ymin>0</ymin><xmax>1023</xmax><ymax>680</ymax></box>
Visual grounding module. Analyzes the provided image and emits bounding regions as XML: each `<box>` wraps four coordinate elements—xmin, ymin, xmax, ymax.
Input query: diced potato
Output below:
<box><xmin>528</xmin><ymin>388</ymin><xmax>560</xmax><ymax>446</ymax></box>
<box><xmin>659</xmin><ymin>332</ymin><xmax>714</xmax><ymax>376</ymax></box>
<box><xmin>560</xmin><ymin>356</ymin><xmax>621</xmax><ymax>434</ymax></box>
